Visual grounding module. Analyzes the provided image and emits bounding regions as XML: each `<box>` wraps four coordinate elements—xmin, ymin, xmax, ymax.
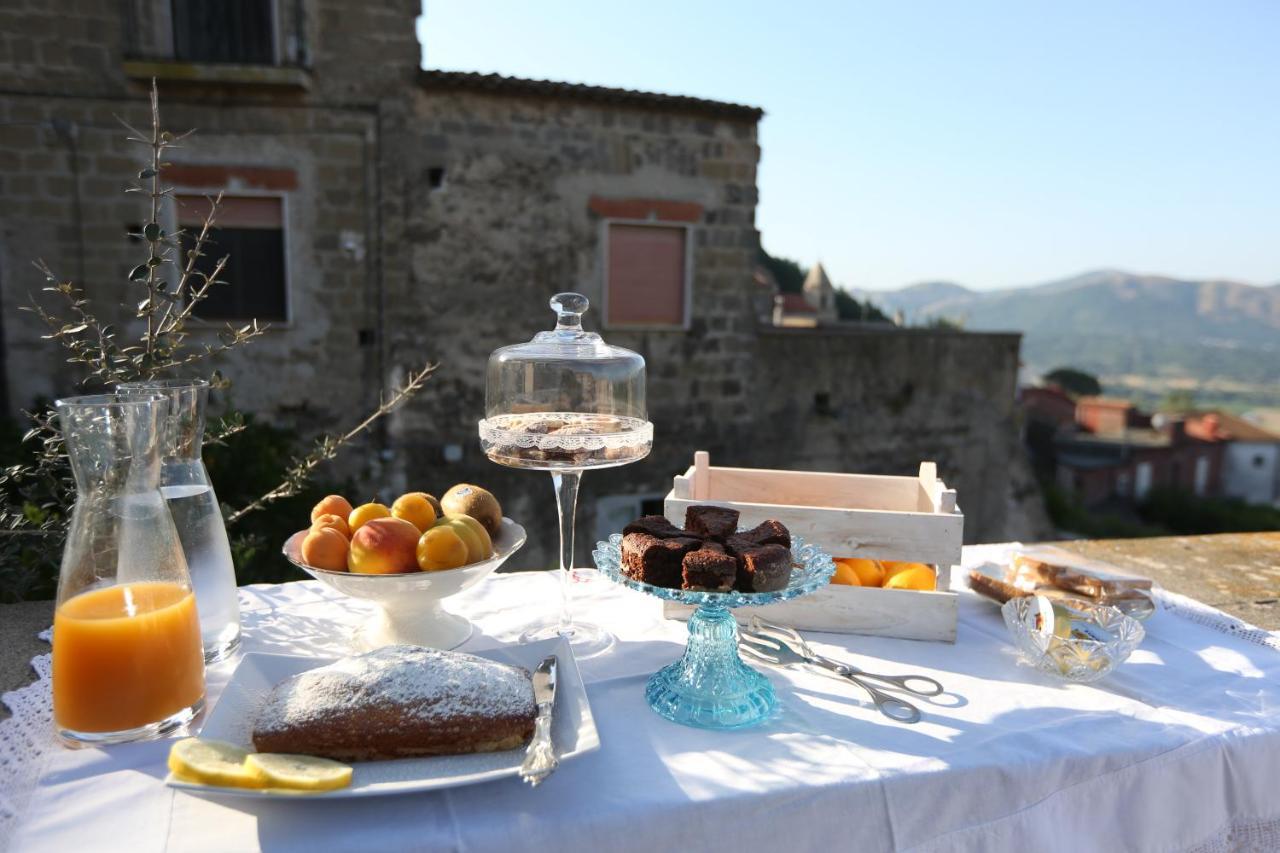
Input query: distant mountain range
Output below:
<box><xmin>853</xmin><ymin>270</ymin><xmax>1280</xmax><ymax>409</ymax></box>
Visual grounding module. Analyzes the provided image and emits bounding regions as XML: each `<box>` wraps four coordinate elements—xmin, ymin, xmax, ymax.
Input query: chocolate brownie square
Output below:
<box><xmin>622</xmin><ymin>515</ymin><xmax>687</xmax><ymax>540</ymax></box>
<box><xmin>737</xmin><ymin>544</ymin><xmax>792</xmax><ymax>593</ymax></box>
<box><xmin>681</xmin><ymin>547</ymin><xmax>738</xmax><ymax>592</ymax></box>
<box><xmin>723</xmin><ymin>535</ymin><xmax>757</xmax><ymax>561</ymax></box>
<box><xmin>740</xmin><ymin>519</ymin><xmax>791</xmax><ymax>549</ymax></box>
<box><xmin>684</xmin><ymin>505</ymin><xmax>740</xmax><ymax>541</ymax></box>
<box><xmin>621</xmin><ymin>533</ymin><xmax>700</xmax><ymax>589</ymax></box>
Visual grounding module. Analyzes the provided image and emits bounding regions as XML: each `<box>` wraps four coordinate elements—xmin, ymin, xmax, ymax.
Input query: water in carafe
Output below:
<box><xmin>119</xmin><ymin>379</ymin><xmax>241</xmax><ymax>662</ymax></box>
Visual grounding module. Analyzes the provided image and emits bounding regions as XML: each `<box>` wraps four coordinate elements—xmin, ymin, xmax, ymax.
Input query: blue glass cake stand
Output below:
<box><xmin>593</xmin><ymin>534</ymin><xmax>835</xmax><ymax>730</ymax></box>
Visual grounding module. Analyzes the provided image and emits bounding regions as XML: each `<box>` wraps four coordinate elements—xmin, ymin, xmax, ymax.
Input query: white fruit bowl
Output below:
<box><xmin>283</xmin><ymin>517</ymin><xmax>527</xmax><ymax>650</ymax></box>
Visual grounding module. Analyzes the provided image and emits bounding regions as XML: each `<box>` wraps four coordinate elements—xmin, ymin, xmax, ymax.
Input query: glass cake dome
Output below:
<box><xmin>481</xmin><ymin>293</ymin><xmax>652</xmax><ymax>470</ymax></box>
<box><xmin>479</xmin><ymin>292</ymin><xmax>653</xmax><ymax>657</ymax></box>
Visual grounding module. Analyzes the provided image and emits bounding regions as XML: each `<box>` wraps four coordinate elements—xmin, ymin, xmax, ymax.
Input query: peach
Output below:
<box><xmin>416</xmin><ymin>526</ymin><xmax>468</xmax><ymax>572</ymax></box>
<box><xmin>391</xmin><ymin>493</ymin><xmax>437</xmax><ymax>533</ymax></box>
<box><xmin>310</xmin><ymin>513</ymin><xmax>351</xmax><ymax>540</ymax></box>
<box><xmin>834</xmin><ymin>557</ymin><xmax>884</xmax><ymax>587</ymax></box>
<box><xmin>831</xmin><ymin>561</ymin><xmax>862</xmax><ymax>586</ymax></box>
<box><xmin>348</xmin><ymin>502</ymin><xmax>391</xmax><ymax>533</ymax></box>
<box><xmin>301</xmin><ymin>527</ymin><xmax>350</xmax><ymax>572</ymax></box>
<box><xmin>347</xmin><ymin>517</ymin><xmax>421</xmax><ymax>574</ymax></box>
<box><xmin>311</xmin><ymin>495</ymin><xmax>354</xmax><ymax>524</ymax></box>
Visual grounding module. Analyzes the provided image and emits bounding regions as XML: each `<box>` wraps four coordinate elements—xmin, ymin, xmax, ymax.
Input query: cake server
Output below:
<box><xmin>519</xmin><ymin>655</ymin><xmax>559</xmax><ymax>786</ymax></box>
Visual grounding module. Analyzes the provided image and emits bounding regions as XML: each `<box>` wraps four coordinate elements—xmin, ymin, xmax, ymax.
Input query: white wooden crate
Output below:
<box><xmin>661</xmin><ymin>451</ymin><xmax>963</xmax><ymax>642</ymax></box>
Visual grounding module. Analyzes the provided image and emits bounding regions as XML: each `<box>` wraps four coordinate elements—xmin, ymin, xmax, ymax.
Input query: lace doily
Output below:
<box><xmin>0</xmin><ymin>631</ymin><xmax>51</xmax><ymax>853</ymax></box>
<box><xmin>1154</xmin><ymin>588</ymin><xmax>1280</xmax><ymax>653</ymax></box>
<box><xmin>1182</xmin><ymin>816</ymin><xmax>1280</xmax><ymax>852</ymax></box>
<box><xmin>478</xmin><ymin>413</ymin><xmax>652</xmax><ymax>451</ymax></box>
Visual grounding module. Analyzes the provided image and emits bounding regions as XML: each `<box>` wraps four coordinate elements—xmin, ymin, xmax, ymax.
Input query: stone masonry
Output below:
<box><xmin>0</xmin><ymin>0</ymin><xmax>1025</xmax><ymax>571</ymax></box>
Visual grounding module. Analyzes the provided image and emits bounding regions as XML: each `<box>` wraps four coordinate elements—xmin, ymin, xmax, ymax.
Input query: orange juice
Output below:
<box><xmin>52</xmin><ymin>581</ymin><xmax>205</xmax><ymax>734</ymax></box>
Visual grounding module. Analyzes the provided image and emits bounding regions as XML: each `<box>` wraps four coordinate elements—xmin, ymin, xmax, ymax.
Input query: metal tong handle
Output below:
<box><xmin>802</xmin><ymin>656</ymin><xmax>922</xmax><ymax>724</ymax></box>
<box><xmin>819</xmin><ymin>657</ymin><xmax>944</xmax><ymax>698</ymax></box>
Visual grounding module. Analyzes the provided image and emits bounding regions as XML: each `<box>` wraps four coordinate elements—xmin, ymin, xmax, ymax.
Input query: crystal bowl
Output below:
<box><xmin>1002</xmin><ymin>595</ymin><xmax>1145</xmax><ymax>683</ymax></box>
<box><xmin>283</xmin><ymin>518</ymin><xmax>527</xmax><ymax>651</ymax></box>
<box><xmin>593</xmin><ymin>532</ymin><xmax>834</xmax><ymax>729</ymax></box>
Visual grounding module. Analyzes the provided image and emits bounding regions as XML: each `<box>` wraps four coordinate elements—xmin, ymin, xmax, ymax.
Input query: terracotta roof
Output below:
<box><xmin>1187</xmin><ymin>411</ymin><xmax>1280</xmax><ymax>443</ymax></box>
<box><xmin>418</xmin><ymin>70</ymin><xmax>764</xmax><ymax>121</ymax></box>
<box><xmin>1077</xmin><ymin>396</ymin><xmax>1133</xmax><ymax>409</ymax></box>
<box><xmin>777</xmin><ymin>293</ymin><xmax>816</xmax><ymax>314</ymax></box>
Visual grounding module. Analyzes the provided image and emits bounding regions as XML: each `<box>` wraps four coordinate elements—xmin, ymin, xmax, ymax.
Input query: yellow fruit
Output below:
<box><xmin>416</xmin><ymin>526</ymin><xmax>469</xmax><ymax>571</ymax></box>
<box><xmin>348</xmin><ymin>517</ymin><xmax>421</xmax><ymax>574</ymax></box>
<box><xmin>835</xmin><ymin>557</ymin><xmax>884</xmax><ymax>587</ymax></box>
<box><xmin>883</xmin><ymin>565</ymin><xmax>937</xmax><ymax>591</ymax></box>
<box><xmin>311</xmin><ymin>495</ymin><xmax>353</xmax><ymax>524</ymax></box>
<box><xmin>441</xmin><ymin>514</ymin><xmax>493</xmax><ymax>562</ymax></box>
<box><xmin>391</xmin><ymin>492</ymin><xmax>438</xmax><ymax>533</ymax></box>
<box><xmin>244</xmin><ymin>753</ymin><xmax>353</xmax><ymax>792</ymax></box>
<box><xmin>831</xmin><ymin>560</ymin><xmax>862</xmax><ymax>586</ymax></box>
<box><xmin>881</xmin><ymin>561</ymin><xmax>930</xmax><ymax>582</ymax></box>
<box><xmin>301</xmin><ymin>527</ymin><xmax>350</xmax><ymax>572</ymax></box>
<box><xmin>310</xmin><ymin>513</ymin><xmax>351</xmax><ymax>540</ymax></box>
<box><xmin>347</xmin><ymin>502</ymin><xmax>391</xmax><ymax>533</ymax></box>
<box><xmin>168</xmin><ymin>738</ymin><xmax>265</xmax><ymax>789</ymax></box>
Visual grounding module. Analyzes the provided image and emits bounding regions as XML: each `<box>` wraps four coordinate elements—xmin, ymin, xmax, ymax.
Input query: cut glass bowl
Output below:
<box><xmin>1002</xmin><ymin>595</ymin><xmax>1145</xmax><ymax>683</ymax></box>
<box><xmin>593</xmin><ymin>532</ymin><xmax>835</xmax><ymax>729</ymax></box>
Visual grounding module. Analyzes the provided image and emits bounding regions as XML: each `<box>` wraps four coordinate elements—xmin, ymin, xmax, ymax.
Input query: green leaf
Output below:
<box><xmin>146</xmin><ymin>256</ymin><xmax>163</xmax><ymax>268</ymax></box>
<box><xmin>143</xmin><ymin>222</ymin><xmax>161</xmax><ymax>240</ymax></box>
<box><xmin>128</xmin><ymin>264</ymin><xmax>148</xmax><ymax>281</ymax></box>
<box><xmin>138</xmin><ymin>168</ymin><xmax>157</xmax><ymax>179</ymax></box>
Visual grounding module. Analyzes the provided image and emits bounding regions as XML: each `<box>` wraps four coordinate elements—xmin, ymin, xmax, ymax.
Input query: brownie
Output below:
<box><xmin>723</xmin><ymin>535</ymin><xmax>757</xmax><ymax>561</ymax></box>
<box><xmin>622</xmin><ymin>515</ymin><xmax>688</xmax><ymax>540</ymax></box>
<box><xmin>681</xmin><ymin>547</ymin><xmax>738</xmax><ymax>592</ymax></box>
<box><xmin>684</xmin><ymin>505</ymin><xmax>740</xmax><ymax>541</ymax></box>
<box><xmin>737</xmin><ymin>544</ymin><xmax>792</xmax><ymax>593</ymax></box>
<box><xmin>620</xmin><ymin>533</ymin><xmax>700</xmax><ymax>589</ymax></box>
<box><xmin>740</xmin><ymin>519</ymin><xmax>791</xmax><ymax>549</ymax></box>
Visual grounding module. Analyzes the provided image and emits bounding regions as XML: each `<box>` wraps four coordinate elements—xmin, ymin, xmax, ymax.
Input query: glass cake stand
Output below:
<box><xmin>593</xmin><ymin>534</ymin><xmax>835</xmax><ymax>729</ymax></box>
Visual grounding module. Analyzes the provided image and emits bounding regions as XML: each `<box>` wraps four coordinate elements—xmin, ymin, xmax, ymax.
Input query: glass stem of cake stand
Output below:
<box><xmin>550</xmin><ymin>469</ymin><xmax>580</xmax><ymax>637</ymax></box>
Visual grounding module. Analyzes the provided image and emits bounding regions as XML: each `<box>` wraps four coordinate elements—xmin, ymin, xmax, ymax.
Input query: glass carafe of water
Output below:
<box><xmin>119</xmin><ymin>379</ymin><xmax>241</xmax><ymax>662</ymax></box>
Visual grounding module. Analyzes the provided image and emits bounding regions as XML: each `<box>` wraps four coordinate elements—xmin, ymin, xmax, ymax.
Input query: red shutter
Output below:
<box><xmin>606</xmin><ymin>224</ymin><xmax>687</xmax><ymax>327</ymax></box>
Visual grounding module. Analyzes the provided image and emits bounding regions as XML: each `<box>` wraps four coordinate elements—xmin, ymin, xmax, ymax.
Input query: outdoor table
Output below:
<box><xmin>3</xmin><ymin>544</ymin><xmax>1279</xmax><ymax>853</ymax></box>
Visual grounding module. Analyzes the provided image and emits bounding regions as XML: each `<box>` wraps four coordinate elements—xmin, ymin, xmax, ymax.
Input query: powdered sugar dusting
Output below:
<box><xmin>254</xmin><ymin>645</ymin><xmax>535</xmax><ymax>734</ymax></box>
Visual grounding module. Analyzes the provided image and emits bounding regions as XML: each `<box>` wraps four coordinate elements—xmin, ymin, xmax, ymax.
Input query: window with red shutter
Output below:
<box><xmin>604</xmin><ymin>223</ymin><xmax>689</xmax><ymax>328</ymax></box>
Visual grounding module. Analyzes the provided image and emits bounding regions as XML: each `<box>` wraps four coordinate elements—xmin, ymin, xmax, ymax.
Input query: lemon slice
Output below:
<box><xmin>245</xmin><ymin>753</ymin><xmax>353</xmax><ymax>792</ymax></box>
<box><xmin>168</xmin><ymin>738</ymin><xmax>266</xmax><ymax>789</ymax></box>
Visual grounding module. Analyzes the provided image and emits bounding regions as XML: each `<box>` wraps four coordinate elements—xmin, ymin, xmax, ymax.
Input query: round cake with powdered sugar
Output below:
<box><xmin>252</xmin><ymin>645</ymin><xmax>537</xmax><ymax>761</ymax></box>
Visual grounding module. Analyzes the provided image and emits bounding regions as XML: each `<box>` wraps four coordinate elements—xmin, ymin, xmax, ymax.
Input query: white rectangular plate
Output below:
<box><xmin>166</xmin><ymin>636</ymin><xmax>598</xmax><ymax>799</ymax></box>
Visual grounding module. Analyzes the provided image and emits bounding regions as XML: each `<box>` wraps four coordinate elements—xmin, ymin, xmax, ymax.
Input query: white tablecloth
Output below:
<box><xmin>7</xmin><ymin>545</ymin><xmax>1280</xmax><ymax>853</ymax></box>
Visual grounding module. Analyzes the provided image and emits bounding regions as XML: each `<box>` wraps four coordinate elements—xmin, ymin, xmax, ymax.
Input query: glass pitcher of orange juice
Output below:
<box><xmin>52</xmin><ymin>393</ymin><xmax>206</xmax><ymax>746</ymax></box>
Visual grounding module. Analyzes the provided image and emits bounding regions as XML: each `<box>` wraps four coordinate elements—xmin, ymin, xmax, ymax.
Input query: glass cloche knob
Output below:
<box><xmin>550</xmin><ymin>293</ymin><xmax>589</xmax><ymax>330</ymax></box>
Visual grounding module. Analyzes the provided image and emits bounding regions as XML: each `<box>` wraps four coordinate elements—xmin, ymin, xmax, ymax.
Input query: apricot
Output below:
<box><xmin>835</xmin><ymin>557</ymin><xmax>885</xmax><ymax>587</ymax></box>
<box><xmin>438</xmin><ymin>515</ymin><xmax>493</xmax><ymax>563</ymax></box>
<box><xmin>831</xmin><ymin>561</ymin><xmax>862</xmax><ymax>586</ymax></box>
<box><xmin>416</xmin><ymin>526</ymin><xmax>469</xmax><ymax>572</ymax></box>
<box><xmin>311</xmin><ymin>495</ymin><xmax>354</xmax><ymax>524</ymax></box>
<box><xmin>348</xmin><ymin>517</ymin><xmax>421</xmax><ymax>574</ymax></box>
<box><xmin>301</xmin><ymin>527</ymin><xmax>350</xmax><ymax>572</ymax></box>
<box><xmin>883</xmin><ymin>565</ymin><xmax>937</xmax><ymax>591</ymax></box>
<box><xmin>881</xmin><ymin>561</ymin><xmax>931</xmax><ymax>583</ymax></box>
<box><xmin>310</xmin><ymin>513</ymin><xmax>351</xmax><ymax>540</ymax></box>
<box><xmin>348</xmin><ymin>502</ymin><xmax>391</xmax><ymax>533</ymax></box>
<box><xmin>391</xmin><ymin>493</ymin><xmax>437</xmax><ymax>533</ymax></box>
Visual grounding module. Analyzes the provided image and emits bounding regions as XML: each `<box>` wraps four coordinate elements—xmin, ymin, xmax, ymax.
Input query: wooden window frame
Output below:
<box><xmin>167</xmin><ymin>0</ymin><xmax>282</xmax><ymax>66</ymax></box>
<box><xmin>162</xmin><ymin>186</ymin><xmax>293</xmax><ymax>326</ymax></box>
<box><xmin>599</xmin><ymin>218</ymin><xmax>694</xmax><ymax>332</ymax></box>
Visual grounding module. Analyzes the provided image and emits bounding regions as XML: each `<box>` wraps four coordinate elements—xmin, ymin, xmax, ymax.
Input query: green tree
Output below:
<box><xmin>834</xmin><ymin>288</ymin><xmax>890</xmax><ymax>322</ymax></box>
<box><xmin>757</xmin><ymin>246</ymin><xmax>807</xmax><ymax>294</ymax></box>
<box><xmin>1160</xmin><ymin>389</ymin><xmax>1197</xmax><ymax>413</ymax></box>
<box><xmin>1044</xmin><ymin>367</ymin><xmax>1102</xmax><ymax>397</ymax></box>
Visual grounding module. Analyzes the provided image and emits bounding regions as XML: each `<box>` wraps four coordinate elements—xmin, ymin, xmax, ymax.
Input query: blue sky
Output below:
<box><xmin>418</xmin><ymin>2</ymin><xmax>1279</xmax><ymax>292</ymax></box>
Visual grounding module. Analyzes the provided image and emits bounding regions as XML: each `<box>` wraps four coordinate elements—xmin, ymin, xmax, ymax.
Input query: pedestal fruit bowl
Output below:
<box><xmin>284</xmin><ymin>518</ymin><xmax>526</xmax><ymax>650</ymax></box>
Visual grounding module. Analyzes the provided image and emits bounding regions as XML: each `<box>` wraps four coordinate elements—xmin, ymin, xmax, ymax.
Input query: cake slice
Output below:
<box><xmin>739</xmin><ymin>519</ymin><xmax>791</xmax><ymax>549</ymax></box>
<box><xmin>684</xmin><ymin>505</ymin><xmax>740</xmax><ymax>541</ymax></box>
<box><xmin>681</xmin><ymin>547</ymin><xmax>738</xmax><ymax>592</ymax></box>
<box><xmin>252</xmin><ymin>645</ymin><xmax>536</xmax><ymax>761</ymax></box>
<box><xmin>736</xmin><ymin>544</ymin><xmax>792</xmax><ymax>593</ymax></box>
<box><xmin>621</xmin><ymin>532</ymin><xmax>700</xmax><ymax>588</ymax></box>
<box><xmin>622</xmin><ymin>515</ymin><xmax>688</xmax><ymax>540</ymax></box>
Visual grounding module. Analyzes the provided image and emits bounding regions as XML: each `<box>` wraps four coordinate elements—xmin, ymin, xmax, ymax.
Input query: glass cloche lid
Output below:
<box><xmin>480</xmin><ymin>293</ymin><xmax>652</xmax><ymax>470</ymax></box>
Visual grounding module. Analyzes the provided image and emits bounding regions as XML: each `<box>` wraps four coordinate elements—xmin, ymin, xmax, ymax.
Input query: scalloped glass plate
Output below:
<box><xmin>592</xmin><ymin>532</ymin><xmax>834</xmax><ymax>607</ymax></box>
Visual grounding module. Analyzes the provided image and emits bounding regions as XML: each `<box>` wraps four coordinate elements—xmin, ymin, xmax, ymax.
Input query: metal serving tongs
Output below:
<box><xmin>739</xmin><ymin>618</ymin><xmax>942</xmax><ymax>724</ymax></box>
